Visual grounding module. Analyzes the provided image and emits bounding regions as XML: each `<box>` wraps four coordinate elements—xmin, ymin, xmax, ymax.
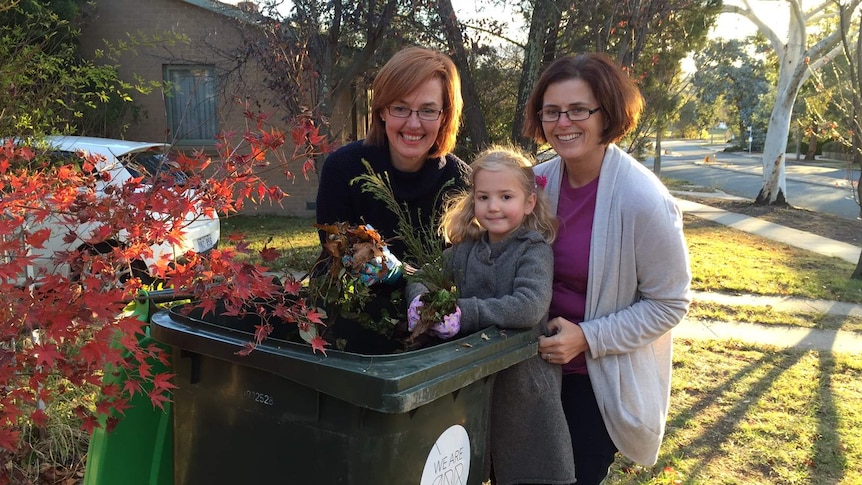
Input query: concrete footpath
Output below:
<box><xmin>673</xmin><ymin>193</ymin><xmax>862</xmax><ymax>353</ymax></box>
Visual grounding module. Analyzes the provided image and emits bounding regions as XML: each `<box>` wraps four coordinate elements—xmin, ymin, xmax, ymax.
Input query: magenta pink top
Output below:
<box><xmin>549</xmin><ymin>173</ymin><xmax>598</xmax><ymax>375</ymax></box>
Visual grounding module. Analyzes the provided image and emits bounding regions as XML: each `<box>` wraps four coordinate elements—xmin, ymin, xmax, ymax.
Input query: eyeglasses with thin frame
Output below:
<box><xmin>387</xmin><ymin>105</ymin><xmax>443</xmax><ymax>121</ymax></box>
<box><xmin>538</xmin><ymin>106</ymin><xmax>602</xmax><ymax>122</ymax></box>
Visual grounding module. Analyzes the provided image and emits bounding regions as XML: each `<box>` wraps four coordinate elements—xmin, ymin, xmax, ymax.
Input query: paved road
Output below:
<box><xmin>650</xmin><ymin>139</ymin><xmax>862</xmax><ymax>221</ymax></box>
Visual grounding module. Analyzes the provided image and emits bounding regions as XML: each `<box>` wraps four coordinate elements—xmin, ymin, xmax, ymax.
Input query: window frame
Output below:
<box><xmin>163</xmin><ymin>65</ymin><xmax>219</xmax><ymax>146</ymax></box>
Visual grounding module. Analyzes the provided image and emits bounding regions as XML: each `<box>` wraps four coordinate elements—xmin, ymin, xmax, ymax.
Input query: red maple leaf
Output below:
<box><xmin>309</xmin><ymin>335</ymin><xmax>329</xmax><ymax>356</ymax></box>
<box><xmin>283</xmin><ymin>278</ymin><xmax>302</xmax><ymax>294</ymax></box>
<box><xmin>95</xmin><ymin>399</ymin><xmax>115</xmax><ymax>418</ymax></box>
<box><xmin>33</xmin><ymin>344</ymin><xmax>63</xmax><ymax>368</ymax></box>
<box><xmin>123</xmin><ymin>378</ymin><xmax>142</xmax><ymax>398</ymax></box>
<box><xmin>151</xmin><ymin>372</ymin><xmax>177</xmax><ymax>393</ymax></box>
<box><xmin>80</xmin><ymin>414</ymin><xmax>101</xmax><ymax>435</ymax></box>
<box><xmin>25</xmin><ymin>228</ymin><xmax>51</xmax><ymax>248</ymax></box>
<box><xmin>253</xmin><ymin>322</ymin><xmax>273</xmax><ymax>344</ymax></box>
<box><xmin>137</xmin><ymin>361</ymin><xmax>152</xmax><ymax>380</ymax></box>
<box><xmin>31</xmin><ymin>408</ymin><xmax>48</xmax><ymax>427</ymax></box>
<box><xmin>236</xmin><ymin>341</ymin><xmax>256</xmax><ymax>356</ymax></box>
<box><xmin>148</xmin><ymin>389</ymin><xmax>172</xmax><ymax>412</ymax></box>
<box><xmin>111</xmin><ymin>398</ymin><xmax>132</xmax><ymax>417</ymax></box>
<box><xmin>268</xmin><ymin>185</ymin><xmax>285</xmax><ymax>202</ymax></box>
<box><xmin>305</xmin><ymin>307</ymin><xmax>326</xmax><ymax>325</ymax></box>
<box><xmin>0</xmin><ymin>427</ymin><xmax>20</xmax><ymax>451</ymax></box>
<box><xmin>259</xmin><ymin>246</ymin><xmax>280</xmax><ymax>262</ymax></box>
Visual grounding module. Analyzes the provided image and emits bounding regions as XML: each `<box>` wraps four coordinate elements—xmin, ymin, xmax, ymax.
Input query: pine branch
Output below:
<box><xmin>349</xmin><ymin>159</ymin><xmax>453</xmax><ymax>267</ymax></box>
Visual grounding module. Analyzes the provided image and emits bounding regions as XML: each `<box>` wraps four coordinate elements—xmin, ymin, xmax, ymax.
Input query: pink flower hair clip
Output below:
<box><xmin>535</xmin><ymin>175</ymin><xmax>548</xmax><ymax>190</ymax></box>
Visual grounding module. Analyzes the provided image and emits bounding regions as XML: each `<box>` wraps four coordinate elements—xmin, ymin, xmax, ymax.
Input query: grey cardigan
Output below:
<box><xmin>409</xmin><ymin>228</ymin><xmax>575</xmax><ymax>485</ymax></box>
<box><xmin>535</xmin><ymin>144</ymin><xmax>692</xmax><ymax>465</ymax></box>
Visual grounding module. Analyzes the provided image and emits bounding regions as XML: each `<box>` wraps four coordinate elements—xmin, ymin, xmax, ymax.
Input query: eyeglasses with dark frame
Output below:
<box><xmin>538</xmin><ymin>106</ymin><xmax>602</xmax><ymax>122</ymax></box>
<box><xmin>387</xmin><ymin>105</ymin><xmax>443</xmax><ymax>121</ymax></box>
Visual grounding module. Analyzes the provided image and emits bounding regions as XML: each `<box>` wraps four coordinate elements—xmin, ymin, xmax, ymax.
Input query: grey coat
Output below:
<box><xmin>409</xmin><ymin>228</ymin><xmax>575</xmax><ymax>485</ymax></box>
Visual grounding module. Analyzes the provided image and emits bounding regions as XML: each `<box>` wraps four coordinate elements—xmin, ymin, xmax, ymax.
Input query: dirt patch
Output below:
<box><xmin>676</xmin><ymin>195</ymin><xmax>862</xmax><ymax>246</ymax></box>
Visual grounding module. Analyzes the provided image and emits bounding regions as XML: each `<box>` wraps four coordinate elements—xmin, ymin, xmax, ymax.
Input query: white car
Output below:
<box><xmin>10</xmin><ymin>135</ymin><xmax>220</xmax><ymax>282</ymax></box>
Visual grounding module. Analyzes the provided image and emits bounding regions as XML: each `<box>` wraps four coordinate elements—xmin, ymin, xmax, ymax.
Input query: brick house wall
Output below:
<box><xmin>77</xmin><ymin>0</ymin><xmax>338</xmax><ymax>217</ymax></box>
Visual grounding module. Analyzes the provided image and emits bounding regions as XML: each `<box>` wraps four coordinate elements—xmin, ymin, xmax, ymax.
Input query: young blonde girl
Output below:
<box><xmin>408</xmin><ymin>146</ymin><xmax>575</xmax><ymax>485</ymax></box>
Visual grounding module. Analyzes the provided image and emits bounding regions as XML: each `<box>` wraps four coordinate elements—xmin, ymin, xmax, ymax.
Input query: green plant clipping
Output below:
<box><xmin>350</xmin><ymin>159</ymin><xmax>454</xmax><ymax>267</ymax></box>
<box><xmin>349</xmin><ymin>160</ymin><xmax>460</xmax><ymax>340</ymax></box>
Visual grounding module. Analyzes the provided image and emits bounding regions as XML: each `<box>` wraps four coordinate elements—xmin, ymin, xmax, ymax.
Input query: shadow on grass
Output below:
<box><xmin>814</xmin><ymin>324</ymin><xmax>847</xmax><ymax>484</ymax></box>
<box><xmin>659</xmin><ymin>343</ymin><xmax>847</xmax><ymax>484</ymax></box>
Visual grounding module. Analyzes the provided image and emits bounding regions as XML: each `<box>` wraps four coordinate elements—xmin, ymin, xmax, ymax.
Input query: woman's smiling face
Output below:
<box><xmin>383</xmin><ymin>77</ymin><xmax>444</xmax><ymax>172</ymax></box>
<box><xmin>541</xmin><ymin>78</ymin><xmax>606</xmax><ymax>166</ymax></box>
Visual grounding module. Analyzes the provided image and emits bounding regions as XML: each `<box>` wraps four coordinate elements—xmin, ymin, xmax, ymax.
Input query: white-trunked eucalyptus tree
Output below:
<box><xmin>723</xmin><ymin>0</ymin><xmax>862</xmax><ymax>205</ymax></box>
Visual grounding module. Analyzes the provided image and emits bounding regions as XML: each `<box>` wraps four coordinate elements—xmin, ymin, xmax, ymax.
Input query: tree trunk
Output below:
<box><xmin>436</xmin><ymin>0</ymin><xmax>490</xmax><ymax>155</ymax></box>
<box><xmin>654</xmin><ymin>128</ymin><xmax>663</xmax><ymax>177</ymax></box>
<box><xmin>805</xmin><ymin>128</ymin><xmax>817</xmax><ymax>160</ymax></box>
<box><xmin>851</xmin><ymin>252</ymin><xmax>862</xmax><ymax>279</ymax></box>
<box><xmin>756</xmin><ymin>51</ymin><xmax>803</xmax><ymax>206</ymax></box>
<box><xmin>512</xmin><ymin>0</ymin><xmax>561</xmax><ymax>151</ymax></box>
<box><xmin>857</xmin><ymin>169</ymin><xmax>862</xmax><ymax>217</ymax></box>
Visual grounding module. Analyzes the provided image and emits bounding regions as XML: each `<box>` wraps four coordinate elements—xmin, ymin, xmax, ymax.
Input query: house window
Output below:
<box><xmin>164</xmin><ymin>65</ymin><xmax>218</xmax><ymax>144</ymax></box>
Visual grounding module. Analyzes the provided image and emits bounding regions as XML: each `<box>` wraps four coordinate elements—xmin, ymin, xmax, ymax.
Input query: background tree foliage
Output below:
<box><xmin>241</xmin><ymin>0</ymin><xmax>719</xmax><ymax>161</ymax></box>
<box><xmin>691</xmin><ymin>38</ymin><xmax>771</xmax><ymax>151</ymax></box>
<box><xmin>511</xmin><ymin>0</ymin><xmax>720</xmax><ymax>158</ymax></box>
<box><xmin>0</xmin><ymin>0</ymin><xmax>146</xmax><ymax>138</ymax></box>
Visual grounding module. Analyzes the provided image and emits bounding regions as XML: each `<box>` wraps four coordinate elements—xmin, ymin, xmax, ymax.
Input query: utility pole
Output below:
<box><xmin>748</xmin><ymin>126</ymin><xmax>753</xmax><ymax>153</ymax></box>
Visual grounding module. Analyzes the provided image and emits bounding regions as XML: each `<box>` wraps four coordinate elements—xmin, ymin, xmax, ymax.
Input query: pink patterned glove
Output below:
<box><xmin>407</xmin><ymin>295</ymin><xmax>424</xmax><ymax>331</ymax></box>
<box><xmin>406</xmin><ymin>295</ymin><xmax>461</xmax><ymax>339</ymax></box>
<box><xmin>430</xmin><ymin>306</ymin><xmax>461</xmax><ymax>339</ymax></box>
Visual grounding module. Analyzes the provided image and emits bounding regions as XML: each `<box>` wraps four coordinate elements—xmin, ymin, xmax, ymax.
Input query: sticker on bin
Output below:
<box><xmin>194</xmin><ymin>234</ymin><xmax>214</xmax><ymax>252</ymax></box>
<box><xmin>420</xmin><ymin>424</ymin><xmax>470</xmax><ymax>485</ymax></box>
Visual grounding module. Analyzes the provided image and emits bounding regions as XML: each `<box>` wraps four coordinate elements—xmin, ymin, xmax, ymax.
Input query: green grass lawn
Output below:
<box><xmin>608</xmin><ymin>340</ymin><xmax>862</xmax><ymax>484</ymax></box>
<box><xmin>219</xmin><ymin>213</ymin><xmax>321</xmax><ymax>272</ymax></box>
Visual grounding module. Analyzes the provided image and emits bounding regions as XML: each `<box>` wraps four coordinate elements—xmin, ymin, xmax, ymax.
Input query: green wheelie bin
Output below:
<box><xmin>83</xmin><ymin>291</ymin><xmax>174</xmax><ymax>485</ymax></box>
<box><xmin>149</xmin><ymin>304</ymin><xmax>539</xmax><ymax>485</ymax></box>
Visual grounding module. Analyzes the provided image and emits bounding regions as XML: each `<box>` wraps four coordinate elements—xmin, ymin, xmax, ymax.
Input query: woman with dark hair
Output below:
<box><xmin>525</xmin><ymin>53</ymin><xmax>692</xmax><ymax>484</ymax></box>
<box><xmin>315</xmin><ymin>46</ymin><xmax>470</xmax><ymax>353</ymax></box>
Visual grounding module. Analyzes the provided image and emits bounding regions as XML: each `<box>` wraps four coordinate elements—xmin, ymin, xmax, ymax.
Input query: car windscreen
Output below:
<box><xmin>120</xmin><ymin>152</ymin><xmax>189</xmax><ymax>185</ymax></box>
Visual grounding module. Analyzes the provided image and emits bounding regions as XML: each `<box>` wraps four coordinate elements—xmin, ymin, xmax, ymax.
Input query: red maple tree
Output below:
<box><xmin>0</xmin><ymin>110</ymin><xmax>331</xmax><ymax>481</ymax></box>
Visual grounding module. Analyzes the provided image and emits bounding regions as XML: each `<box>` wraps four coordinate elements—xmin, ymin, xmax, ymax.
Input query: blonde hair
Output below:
<box><xmin>441</xmin><ymin>146</ymin><xmax>557</xmax><ymax>245</ymax></box>
<box><xmin>365</xmin><ymin>47</ymin><xmax>463</xmax><ymax>157</ymax></box>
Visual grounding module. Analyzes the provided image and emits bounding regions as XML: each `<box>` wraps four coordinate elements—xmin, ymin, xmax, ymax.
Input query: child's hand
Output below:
<box><xmin>431</xmin><ymin>306</ymin><xmax>461</xmax><ymax>339</ymax></box>
<box><xmin>407</xmin><ymin>295</ymin><xmax>461</xmax><ymax>339</ymax></box>
<box><xmin>407</xmin><ymin>295</ymin><xmax>424</xmax><ymax>331</ymax></box>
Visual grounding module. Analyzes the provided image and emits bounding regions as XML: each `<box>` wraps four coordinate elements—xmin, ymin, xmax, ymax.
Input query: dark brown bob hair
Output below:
<box><xmin>522</xmin><ymin>53</ymin><xmax>644</xmax><ymax>146</ymax></box>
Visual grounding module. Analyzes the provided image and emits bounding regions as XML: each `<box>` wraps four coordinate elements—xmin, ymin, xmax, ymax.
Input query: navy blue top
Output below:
<box><xmin>316</xmin><ymin>140</ymin><xmax>470</xmax><ymax>262</ymax></box>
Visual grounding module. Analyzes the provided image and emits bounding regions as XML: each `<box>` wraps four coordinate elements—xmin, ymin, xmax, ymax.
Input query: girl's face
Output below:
<box><xmin>383</xmin><ymin>77</ymin><xmax>444</xmax><ymax>172</ymax></box>
<box><xmin>540</xmin><ymin>78</ymin><xmax>606</xmax><ymax>167</ymax></box>
<box><xmin>473</xmin><ymin>168</ymin><xmax>536</xmax><ymax>243</ymax></box>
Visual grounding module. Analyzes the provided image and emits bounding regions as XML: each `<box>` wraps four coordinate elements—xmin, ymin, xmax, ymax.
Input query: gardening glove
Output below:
<box><xmin>342</xmin><ymin>246</ymin><xmax>402</xmax><ymax>286</ymax></box>
<box><xmin>431</xmin><ymin>306</ymin><xmax>461</xmax><ymax>339</ymax></box>
<box><xmin>379</xmin><ymin>245</ymin><xmax>403</xmax><ymax>283</ymax></box>
<box><xmin>407</xmin><ymin>295</ymin><xmax>461</xmax><ymax>340</ymax></box>
<box><xmin>407</xmin><ymin>294</ymin><xmax>424</xmax><ymax>331</ymax></box>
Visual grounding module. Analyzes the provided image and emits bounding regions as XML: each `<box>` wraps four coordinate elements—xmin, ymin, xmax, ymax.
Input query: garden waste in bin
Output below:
<box><xmin>149</xmin><ymin>304</ymin><xmax>538</xmax><ymax>485</ymax></box>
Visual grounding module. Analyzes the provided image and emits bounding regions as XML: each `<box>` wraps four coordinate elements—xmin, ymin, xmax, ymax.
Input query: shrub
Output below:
<box><xmin>0</xmin><ymin>111</ymin><xmax>330</xmax><ymax>482</ymax></box>
<box><xmin>822</xmin><ymin>140</ymin><xmax>851</xmax><ymax>154</ymax></box>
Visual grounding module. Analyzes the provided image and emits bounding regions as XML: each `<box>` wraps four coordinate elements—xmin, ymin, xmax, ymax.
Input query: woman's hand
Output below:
<box><xmin>537</xmin><ymin>317</ymin><xmax>589</xmax><ymax>364</ymax></box>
